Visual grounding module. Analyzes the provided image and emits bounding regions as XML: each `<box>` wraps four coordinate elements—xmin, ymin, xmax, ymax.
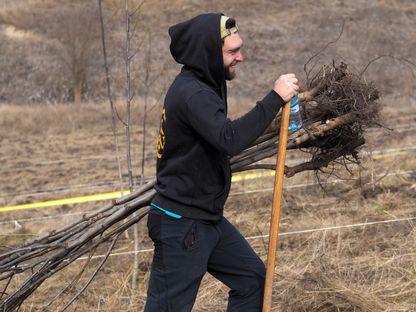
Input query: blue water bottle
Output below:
<box><xmin>288</xmin><ymin>95</ymin><xmax>302</xmax><ymax>131</ymax></box>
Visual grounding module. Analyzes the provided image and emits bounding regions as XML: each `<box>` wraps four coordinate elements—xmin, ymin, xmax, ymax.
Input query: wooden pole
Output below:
<box><xmin>262</xmin><ymin>100</ymin><xmax>291</xmax><ymax>311</ymax></box>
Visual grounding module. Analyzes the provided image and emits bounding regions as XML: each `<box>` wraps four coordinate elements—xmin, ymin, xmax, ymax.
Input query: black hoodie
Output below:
<box><xmin>152</xmin><ymin>13</ymin><xmax>284</xmax><ymax>220</ymax></box>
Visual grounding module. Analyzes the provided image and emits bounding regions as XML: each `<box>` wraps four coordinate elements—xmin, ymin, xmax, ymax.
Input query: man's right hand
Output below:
<box><xmin>273</xmin><ymin>74</ymin><xmax>299</xmax><ymax>102</ymax></box>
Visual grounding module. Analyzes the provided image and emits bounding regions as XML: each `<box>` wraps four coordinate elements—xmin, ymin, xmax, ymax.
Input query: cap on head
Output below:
<box><xmin>220</xmin><ymin>15</ymin><xmax>238</xmax><ymax>39</ymax></box>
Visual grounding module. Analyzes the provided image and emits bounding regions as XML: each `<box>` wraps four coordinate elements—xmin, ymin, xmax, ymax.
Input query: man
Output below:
<box><xmin>145</xmin><ymin>13</ymin><xmax>298</xmax><ymax>311</ymax></box>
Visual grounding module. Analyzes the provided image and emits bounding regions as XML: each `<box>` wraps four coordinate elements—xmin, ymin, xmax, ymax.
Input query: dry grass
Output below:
<box><xmin>0</xmin><ymin>97</ymin><xmax>166</xmax><ymax>136</ymax></box>
<box><xmin>274</xmin><ymin>226</ymin><xmax>416</xmax><ymax>311</ymax></box>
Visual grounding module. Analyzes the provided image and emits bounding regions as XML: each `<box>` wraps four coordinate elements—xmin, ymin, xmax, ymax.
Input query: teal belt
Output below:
<box><xmin>150</xmin><ymin>203</ymin><xmax>183</xmax><ymax>219</ymax></box>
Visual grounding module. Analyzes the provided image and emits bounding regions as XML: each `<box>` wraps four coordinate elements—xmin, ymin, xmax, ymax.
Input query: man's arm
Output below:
<box><xmin>186</xmin><ymin>74</ymin><xmax>299</xmax><ymax>156</ymax></box>
<box><xmin>186</xmin><ymin>89</ymin><xmax>284</xmax><ymax>156</ymax></box>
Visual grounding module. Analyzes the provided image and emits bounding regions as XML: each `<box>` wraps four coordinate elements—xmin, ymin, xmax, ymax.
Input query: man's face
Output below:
<box><xmin>222</xmin><ymin>32</ymin><xmax>244</xmax><ymax>81</ymax></box>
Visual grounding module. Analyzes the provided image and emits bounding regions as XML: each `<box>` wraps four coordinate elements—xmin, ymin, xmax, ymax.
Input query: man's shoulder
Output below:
<box><xmin>171</xmin><ymin>71</ymin><xmax>218</xmax><ymax>102</ymax></box>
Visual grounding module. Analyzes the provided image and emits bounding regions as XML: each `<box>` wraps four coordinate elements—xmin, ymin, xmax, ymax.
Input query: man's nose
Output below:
<box><xmin>236</xmin><ymin>51</ymin><xmax>243</xmax><ymax>62</ymax></box>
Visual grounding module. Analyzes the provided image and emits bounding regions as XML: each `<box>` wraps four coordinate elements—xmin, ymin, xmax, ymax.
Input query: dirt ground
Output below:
<box><xmin>1</xmin><ymin>0</ymin><xmax>416</xmax><ymax>311</ymax></box>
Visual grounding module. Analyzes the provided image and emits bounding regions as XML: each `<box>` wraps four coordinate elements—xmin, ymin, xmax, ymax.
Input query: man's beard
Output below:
<box><xmin>225</xmin><ymin>65</ymin><xmax>236</xmax><ymax>81</ymax></box>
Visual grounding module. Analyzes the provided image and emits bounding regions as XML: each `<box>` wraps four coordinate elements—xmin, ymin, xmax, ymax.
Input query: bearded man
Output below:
<box><xmin>145</xmin><ymin>13</ymin><xmax>298</xmax><ymax>311</ymax></box>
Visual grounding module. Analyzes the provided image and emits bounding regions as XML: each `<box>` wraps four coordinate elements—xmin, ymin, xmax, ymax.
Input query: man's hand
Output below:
<box><xmin>273</xmin><ymin>74</ymin><xmax>299</xmax><ymax>102</ymax></box>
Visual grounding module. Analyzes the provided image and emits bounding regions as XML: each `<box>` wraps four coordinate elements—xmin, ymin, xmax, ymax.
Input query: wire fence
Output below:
<box><xmin>75</xmin><ymin>214</ymin><xmax>416</xmax><ymax>261</ymax></box>
<box><xmin>1</xmin><ymin>169</ymin><xmax>414</xmax><ymax>226</ymax></box>
<box><xmin>1</xmin><ymin>145</ymin><xmax>415</xmax><ymax>200</ymax></box>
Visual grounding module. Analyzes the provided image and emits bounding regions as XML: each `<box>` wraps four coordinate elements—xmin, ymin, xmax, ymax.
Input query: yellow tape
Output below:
<box><xmin>231</xmin><ymin>170</ymin><xmax>275</xmax><ymax>182</ymax></box>
<box><xmin>0</xmin><ymin>171</ymin><xmax>275</xmax><ymax>213</ymax></box>
<box><xmin>371</xmin><ymin>151</ymin><xmax>409</xmax><ymax>160</ymax></box>
<box><xmin>0</xmin><ymin>191</ymin><xmax>130</xmax><ymax>213</ymax></box>
<box><xmin>0</xmin><ymin>233</ymin><xmax>37</xmax><ymax>236</ymax></box>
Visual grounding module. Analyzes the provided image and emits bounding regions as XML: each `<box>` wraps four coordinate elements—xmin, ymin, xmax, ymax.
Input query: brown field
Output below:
<box><xmin>1</xmin><ymin>0</ymin><xmax>416</xmax><ymax>311</ymax></box>
<box><xmin>1</xmin><ymin>100</ymin><xmax>415</xmax><ymax>311</ymax></box>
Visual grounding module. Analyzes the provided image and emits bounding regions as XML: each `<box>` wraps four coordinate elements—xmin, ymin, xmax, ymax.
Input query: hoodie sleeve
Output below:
<box><xmin>186</xmin><ymin>89</ymin><xmax>285</xmax><ymax>156</ymax></box>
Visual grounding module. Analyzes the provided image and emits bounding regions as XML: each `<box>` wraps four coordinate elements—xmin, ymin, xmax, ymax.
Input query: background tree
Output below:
<box><xmin>0</xmin><ymin>1</ymin><xmax>100</xmax><ymax>104</ymax></box>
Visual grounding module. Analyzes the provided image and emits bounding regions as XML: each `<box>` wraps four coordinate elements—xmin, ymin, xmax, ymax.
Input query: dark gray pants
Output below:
<box><xmin>144</xmin><ymin>208</ymin><xmax>266</xmax><ymax>312</ymax></box>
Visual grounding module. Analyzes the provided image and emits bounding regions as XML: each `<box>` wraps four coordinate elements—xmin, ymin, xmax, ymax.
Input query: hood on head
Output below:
<box><xmin>169</xmin><ymin>13</ymin><xmax>225</xmax><ymax>97</ymax></box>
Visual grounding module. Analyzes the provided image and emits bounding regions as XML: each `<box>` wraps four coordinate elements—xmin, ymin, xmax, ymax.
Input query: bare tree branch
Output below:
<box><xmin>60</xmin><ymin>234</ymin><xmax>120</xmax><ymax>312</ymax></box>
<box><xmin>304</xmin><ymin>20</ymin><xmax>345</xmax><ymax>85</ymax></box>
<box><xmin>359</xmin><ymin>54</ymin><xmax>416</xmax><ymax>77</ymax></box>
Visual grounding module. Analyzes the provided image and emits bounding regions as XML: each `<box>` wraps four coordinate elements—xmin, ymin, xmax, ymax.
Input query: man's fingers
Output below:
<box><xmin>287</xmin><ymin>82</ymin><xmax>299</xmax><ymax>90</ymax></box>
<box><xmin>284</xmin><ymin>73</ymin><xmax>296</xmax><ymax>78</ymax></box>
<box><xmin>286</xmin><ymin>79</ymin><xmax>298</xmax><ymax>86</ymax></box>
<box><xmin>291</xmin><ymin>77</ymin><xmax>298</xmax><ymax>84</ymax></box>
<box><xmin>284</xmin><ymin>76</ymin><xmax>298</xmax><ymax>85</ymax></box>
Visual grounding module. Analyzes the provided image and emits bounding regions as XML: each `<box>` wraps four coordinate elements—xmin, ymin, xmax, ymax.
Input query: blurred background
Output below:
<box><xmin>0</xmin><ymin>0</ymin><xmax>415</xmax><ymax>104</ymax></box>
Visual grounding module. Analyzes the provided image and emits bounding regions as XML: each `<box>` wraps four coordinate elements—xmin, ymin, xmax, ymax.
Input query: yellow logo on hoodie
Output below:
<box><xmin>157</xmin><ymin>109</ymin><xmax>166</xmax><ymax>158</ymax></box>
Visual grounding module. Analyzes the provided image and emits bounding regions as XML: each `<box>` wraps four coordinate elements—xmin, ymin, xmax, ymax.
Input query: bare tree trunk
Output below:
<box><xmin>123</xmin><ymin>0</ymin><xmax>139</xmax><ymax>291</ymax></box>
<box><xmin>72</xmin><ymin>51</ymin><xmax>86</xmax><ymax>105</ymax></box>
<box><xmin>74</xmin><ymin>82</ymin><xmax>82</xmax><ymax>105</ymax></box>
<box><xmin>124</xmin><ymin>6</ymin><xmax>134</xmax><ymax>189</ymax></box>
<box><xmin>73</xmin><ymin>72</ymin><xmax>83</xmax><ymax>105</ymax></box>
<box><xmin>141</xmin><ymin>32</ymin><xmax>151</xmax><ymax>184</ymax></box>
<box><xmin>98</xmin><ymin>0</ymin><xmax>125</xmax><ymax>200</ymax></box>
<box><xmin>98</xmin><ymin>0</ymin><xmax>128</xmax><ymax>241</ymax></box>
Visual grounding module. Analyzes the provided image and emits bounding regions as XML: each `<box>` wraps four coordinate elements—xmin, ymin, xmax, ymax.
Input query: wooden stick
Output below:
<box><xmin>262</xmin><ymin>100</ymin><xmax>291</xmax><ymax>311</ymax></box>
